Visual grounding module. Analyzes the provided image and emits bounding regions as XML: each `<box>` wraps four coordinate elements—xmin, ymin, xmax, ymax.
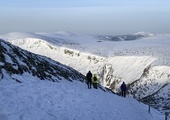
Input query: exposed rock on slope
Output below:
<box><xmin>0</xmin><ymin>39</ymin><xmax>85</xmax><ymax>82</ymax></box>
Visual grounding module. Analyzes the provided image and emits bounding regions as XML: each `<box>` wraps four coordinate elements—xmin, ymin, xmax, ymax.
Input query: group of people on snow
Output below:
<box><xmin>86</xmin><ymin>70</ymin><xmax>98</xmax><ymax>89</ymax></box>
<box><xmin>86</xmin><ymin>70</ymin><xmax>127</xmax><ymax>97</ymax></box>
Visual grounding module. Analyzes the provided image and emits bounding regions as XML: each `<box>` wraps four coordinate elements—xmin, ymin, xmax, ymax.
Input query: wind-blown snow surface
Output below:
<box><xmin>0</xmin><ymin>78</ymin><xmax>164</xmax><ymax>120</ymax></box>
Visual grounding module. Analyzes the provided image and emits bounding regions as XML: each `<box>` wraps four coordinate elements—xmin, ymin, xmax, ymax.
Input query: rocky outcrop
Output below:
<box><xmin>0</xmin><ymin>39</ymin><xmax>85</xmax><ymax>82</ymax></box>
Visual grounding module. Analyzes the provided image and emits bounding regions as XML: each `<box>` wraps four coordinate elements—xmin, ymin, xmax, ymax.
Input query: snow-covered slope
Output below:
<box><xmin>0</xmin><ymin>78</ymin><xmax>165</xmax><ymax>120</ymax></box>
<box><xmin>0</xmin><ymin>38</ymin><xmax>165</xmax><ymax>120</ymax></box>
<box><xmin>1</xmin><ymin>32</ymin><xmax>170</xmax><ymax>114</ymax></box>
<box><xmin>0</xmin><ymin>39</ymin><xmax>85</xmax><ymax>82</ymax></box>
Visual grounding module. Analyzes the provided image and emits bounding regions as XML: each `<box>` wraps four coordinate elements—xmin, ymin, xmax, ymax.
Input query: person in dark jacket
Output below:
<box><xmin>86</xmin><ymin>71</ymin><xmax>92</xmax><ymax>89</ymax></box>
<box><xmin>120</xmin><ymin>82</ymin><xmax>127</xmax><ymax>97</ymax></box>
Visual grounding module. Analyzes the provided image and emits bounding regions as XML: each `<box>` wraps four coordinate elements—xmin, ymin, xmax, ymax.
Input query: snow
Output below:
<box><xmin>135</xmin><ymin>66</ymin><xmax>170</xmax><ymax>98</ymax></box>
<box><xmin>107</xmin><ymin>56</ymin><xmax>156</xmax><ymax>82</ymax></box>
<box><xmin>3</xmin><ymin>53</ymin><xmax>14</xmax><ymax>64</ymax></box>
<box><xmin>1</xmin><ymin>32</ymin><xmax>170</xmax><ymax>85</ymax></box>
<box><xmin>133</xmin><ymin>32</ymin><xmax>154</xmax><ymax>36</ymax></box>
<box><xmin>0</xmin><ymin>77</ymin><xmax>164</xmax><ymax>120</ymax></box>
<box><xmin>1</xmin><ymin>31</ymin><xmax>170</xmax><ymax>90</ymax></box>
<box><xmin>0</xmin><ymin>62</ymin><xmax>4</xmax><ymax>66</ymax></box>
<box><xmin>0</xmin><ymin>32</ymin><xmax>170</xmax><ymax>116</ymax></box>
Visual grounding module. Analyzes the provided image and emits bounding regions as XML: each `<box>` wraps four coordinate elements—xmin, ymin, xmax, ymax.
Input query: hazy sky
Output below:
<box><xmin>0</xmin><ymin>0</ymin><xmax>170</xmax><ymax>35</ymax></box>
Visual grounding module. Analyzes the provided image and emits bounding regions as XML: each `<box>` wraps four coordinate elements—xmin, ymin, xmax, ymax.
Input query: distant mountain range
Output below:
<box><xmin>97</xmin><ymin>32</ymin><xmax>153</xmax><ymax>41</ymax></box>
<box><xmin>0</xmin><ymin>32</ymin><xmax>170</xmax><ymax>114</ymax></box>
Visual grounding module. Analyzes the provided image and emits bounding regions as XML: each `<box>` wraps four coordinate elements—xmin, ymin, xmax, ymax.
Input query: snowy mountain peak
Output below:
<box><xmin>0</xmin><ymin>32</ymin><xmax>40</xmax><ymax>40</ymax></box>
<box><xmin>54</xmin><ymin>31</ymin><xmax>78</xmax><ymax>36</ymax></box>
<box><xmin>133</xmin><ymin>32</ymin><xmax>154</xmax><ymax>36</ymax></box>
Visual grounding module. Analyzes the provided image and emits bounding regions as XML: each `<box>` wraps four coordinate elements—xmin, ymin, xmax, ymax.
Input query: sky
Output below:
<box><xmin>0</xmin><ymin>0</ymin><xmax>170</xmax><ymax>35</ymax></box>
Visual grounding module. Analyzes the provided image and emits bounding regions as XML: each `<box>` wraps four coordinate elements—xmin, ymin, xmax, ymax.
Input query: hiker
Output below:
<box><xmin>120</xmin><ymin>82</ymin><xmax>127</xmax><ymax>97</ymax></box>
<box><xmin>86</xmin><ymin>71</ymin><xmax>92</xmax><ymax>89</ymax></box>
<box><xmin>92</xmin><ymin>74</ymin><xmax>98</xmax><ymax>89</ymax></box>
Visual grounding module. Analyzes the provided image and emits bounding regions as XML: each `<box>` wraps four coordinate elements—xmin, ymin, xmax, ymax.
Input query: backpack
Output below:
<box><xmin>93</xmin><ymin>76</ymin><xmax>97</xmax><ymax>81</ymax></box>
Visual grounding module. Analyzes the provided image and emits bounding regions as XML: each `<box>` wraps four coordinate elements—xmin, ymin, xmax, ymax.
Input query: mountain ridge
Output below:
<box><xmin>0</xmin><ymin>32</ymin><xmax>170</xmax><ymax>114</ymax></box>
<box><xmin>0</xmin><ymin>39</ymin><xmax>85</xmax><ymax>83</ymax></box>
